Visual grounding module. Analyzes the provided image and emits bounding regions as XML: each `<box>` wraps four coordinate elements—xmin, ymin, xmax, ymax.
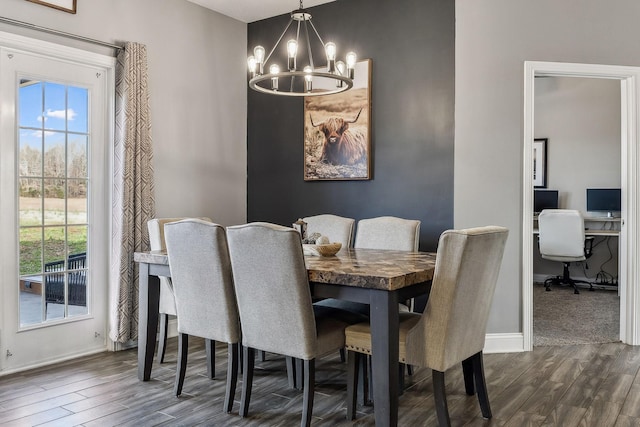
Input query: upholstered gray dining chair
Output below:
<box><xmin>164</xmin><ymin>219</ymin><xmax>240</xmax><ymax>413</ymax></box>
<box><xmin>147</xmin><ymin>217</ymin><xmax>211</xmax><ymax>364</ymax></box>
<box><xmin>344</xmin><ymin>226</ymin><xmax>509</xmax><ymax>426</ymax></box>
<box><xmin>303</xmin><ymin>214</ymin><xmax>355</xmax><ymax>248</ymax></box>
<box><xmin>226</xmin><ymin>222</ymin><xmax>355</xmax><ymax>427</ymax></box>
<box><xmin>354</xmin><ymin>216</ymin><xmax>421</xmax><ymax>251</ymax></box>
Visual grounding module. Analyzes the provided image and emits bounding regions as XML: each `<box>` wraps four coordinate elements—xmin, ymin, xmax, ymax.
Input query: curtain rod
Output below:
<box><xmin>0</xmin><ymin>16</ymin><xmax>123</xmax><ymax>51</ymax></box>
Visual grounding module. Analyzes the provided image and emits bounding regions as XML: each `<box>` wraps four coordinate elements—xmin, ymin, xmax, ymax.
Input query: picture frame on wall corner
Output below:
<box><xmin>303</xmin><ymin>59</ymin><xmax>372</xmax><ymax>181</ymax></box>
<box><xmin>27</xmin><ymin>0</ymin><xmax>77</xmax><ymax>14</ymax></box>
<box><xmin>533</xmin><ymin>138</ymin><xmax>548</xmax><ymax>188</ymax></box>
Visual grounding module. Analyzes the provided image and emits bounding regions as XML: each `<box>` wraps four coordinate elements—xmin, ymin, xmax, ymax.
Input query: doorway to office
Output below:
<box><xmin>523</xmin><ymin>61</ymin><xmax>640</xmax><ymax>350</ymax></box>
<box><xmin>532</xmin><ymin>76</ymin><xmax>621</xmax><ymax>346</ymax></box>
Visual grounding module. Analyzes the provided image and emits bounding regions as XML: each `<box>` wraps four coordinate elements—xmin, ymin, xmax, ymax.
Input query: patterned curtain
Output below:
<box><xmin>109</xmin><ymin>42</ymin><xmax>156</xmax><ymax>344</ymax></box>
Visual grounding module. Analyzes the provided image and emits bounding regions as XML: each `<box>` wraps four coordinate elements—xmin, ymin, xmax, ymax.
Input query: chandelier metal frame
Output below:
<box><xmin>247</xmin><ymin>1</ymin><xmax>356</xmax><ymax>97</ymax></box>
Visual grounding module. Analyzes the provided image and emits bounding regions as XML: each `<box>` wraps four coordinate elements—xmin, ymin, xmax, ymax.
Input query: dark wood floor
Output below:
<box><xmin>1</xmin><ymin>338</ymin><xmax>640</xmax><ymax>426</ymax></box>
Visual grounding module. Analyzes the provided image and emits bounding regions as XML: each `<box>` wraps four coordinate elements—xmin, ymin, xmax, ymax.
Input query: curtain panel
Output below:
<box><xmin>109</xmin><ymin>42</ymin><xmax>156</xmax><ymax>344</ymax></box>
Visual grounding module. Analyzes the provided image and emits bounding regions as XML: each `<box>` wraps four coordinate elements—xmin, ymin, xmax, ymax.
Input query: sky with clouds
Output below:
<box><xmin>19</xmin><ymin>81</ymin><xmax>88</xmax><ymax>150</ymax></box>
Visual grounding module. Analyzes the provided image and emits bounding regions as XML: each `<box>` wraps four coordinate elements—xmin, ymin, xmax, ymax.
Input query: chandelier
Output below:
<box><xmin>247</xmin><ymin>0</ymin><xmax>357</xmax><ymax>97</ymax></box>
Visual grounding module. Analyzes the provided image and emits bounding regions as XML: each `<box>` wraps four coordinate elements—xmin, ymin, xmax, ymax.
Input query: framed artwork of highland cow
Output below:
<box><xmin>303</xmin><ymin>59</ymin><xmax>372</xmax><ymax>181</ymax></box>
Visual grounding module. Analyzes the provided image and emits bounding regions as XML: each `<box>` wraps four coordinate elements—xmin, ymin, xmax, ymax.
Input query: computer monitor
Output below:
<box><xmin>534</xmin><ymin>189</ymin><xmax>559</xmax><ymax>214</ymax></box>
<box><xmin>586</xmin><ymin>188</ymin><xmax>621</xmax><ymax>217</ymax></box>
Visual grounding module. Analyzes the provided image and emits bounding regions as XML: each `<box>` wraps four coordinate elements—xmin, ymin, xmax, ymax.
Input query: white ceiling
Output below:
<box><xmin>186</xmin><ymin>0</ymin><xmax>337</xmax><ymax>23</ymax></box>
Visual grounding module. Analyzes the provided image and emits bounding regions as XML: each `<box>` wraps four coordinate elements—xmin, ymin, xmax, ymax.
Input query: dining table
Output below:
<box><xmin>134</xmin><ymin>247</ymin><xmax>436</xmax><ymax>427</ymax></box>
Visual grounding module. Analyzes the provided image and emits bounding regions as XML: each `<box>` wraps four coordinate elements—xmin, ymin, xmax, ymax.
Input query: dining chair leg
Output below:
<box><xmin>259</xmin><ymin>350</ymin><xmax>266</xmax><ymax>361</ymax></box>
<box><xmin>399</xmin><ymin>363</ymin><xmax>405</xmax><ymax>395</ymax></box>
<box><xmin>240</xmin><ymin>346</ymin><xmax>255</xmax><ymax>418</ymax></box>
<box><xmin>224</xmin><ymin>343</ymin><xmax>239</xmax><ymax>414</ymax></box>
<box><xmin>157</xmin><ymin>313</ymin><xmax>169</xmax><ymax>363</ymax></box>
<box><xmin>286</xmin><ymin>356</ymin><xmax>297</xmax><ymax>389</ymax></box>
<box><xmin>462</xmin><ymin>356</ymin><xmax>475</xmax><ymax>395</ymax></box>
<box><xmin>346</xmin><ymin>350</ymin><xmax>359</xmax><ymax>420</ymax></box>
<box><xmin>358</xmin><ymin>354</ymin><xmax>371</xmax><ymax>406</ymax></box>
<box><xmin>472</xmin><ymin>351</ymin><xmax>492</xmax><ymax>419</ymax></box>
<box><xmin>340</xmin><ymin>348</ymin><xmax>346</xmax><ymax>363</ymax></box>
<box><xmin>302</xmin><ymin>359</ymin><xmax>315</xmax><ymax>427</ymax></box>
<box><xmin>295</xmin><ymin>358</ymin><xmax>304</xmax><ymax>391</ymax></box>
<box><xmin>174</xmin><ymin>333</ymin><xmax>189</xmax><ymax>396</ymax></box>
<box><xmin>432</xmin><ymin>369</ymin><xmax>451</xmax><ymax>427</ymax></box>
<box><xmin>205</xmin><ymin>339</ymin><xmax>216</xmax><ymax>379</ymax></box>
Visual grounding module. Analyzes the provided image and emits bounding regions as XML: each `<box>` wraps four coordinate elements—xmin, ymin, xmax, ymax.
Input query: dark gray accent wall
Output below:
<box><xmin>247</xmin><ymin>0</ymin><xmax>454</xmax><ymax>251</ymax></box>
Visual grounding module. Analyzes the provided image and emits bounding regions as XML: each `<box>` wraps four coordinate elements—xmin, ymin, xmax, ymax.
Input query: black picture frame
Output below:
<box><xmin>533</xmin><ymin>138</ymin><xmax>548</xmax><ymax>188</ymax></box>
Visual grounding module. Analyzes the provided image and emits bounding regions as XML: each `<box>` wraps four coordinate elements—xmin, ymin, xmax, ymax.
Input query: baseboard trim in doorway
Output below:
<box><xmin>484</xmin><ymin>332</ymin><xmax>524</xmax><ymax>353</ymax></box>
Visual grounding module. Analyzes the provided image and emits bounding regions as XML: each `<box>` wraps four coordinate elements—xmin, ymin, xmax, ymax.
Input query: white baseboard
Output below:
<box><xmin>484</xmin><ymin>332</ymin><xmax>525</xmax><ymax>353</ymax></box>
<box><xmin>136</xmin><ymin>319</ymin><xmax>526</xmax><ymax>355</ymax></box>
<box><xmin>168</xmin><ymin>320</ymin><xmax>524</xmax><ymax>354</ymax></box>
<box><xmin>0</xmin><ymin>347</ymin><xmax>106</xmax><ymax>377</ymax></box>
<box><xmin>168</xmin><ymin>318</ymin><xmax>178</xmax><ymax>339</ymax></box>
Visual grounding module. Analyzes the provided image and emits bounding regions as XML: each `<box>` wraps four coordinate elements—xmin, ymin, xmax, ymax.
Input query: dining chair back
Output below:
<box><xmin>345</xmin><ymin>226</ymin><xmax>509</xmax><ymax>426</ymax></box>
<box><xmin>303</xmin><ymin>214</ymin><xmax>355</xmax><ymax>248</ymax></box>
<box><xmin>164</xmin><ymin>218</ymin><xmax>240</xmax><ymax>413</ymax></box>
<box><xmin>227</xmin><ymin>222</ymin><xmax>353</xmax><ymax>427</ymax></box>
<box><xmin>147</xmin><ymin>217</ymin><xmax>211</xmax><ymax>363</ymax></box>
<box><xmin>354</xmin><ymin>216</ymin><xmax>420</xmax><ymax>251</ymax></box>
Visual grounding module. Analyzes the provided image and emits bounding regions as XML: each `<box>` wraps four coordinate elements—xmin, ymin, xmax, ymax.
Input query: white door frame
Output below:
<box><xmin>0</xmin><ymin>30</ymin><xmax>115</xmax><ymax>374</ymax></box>
<box><xmin>523</xmin><ymin>61</ymin><xmax>640</xmax><ymax>350</ymax></box>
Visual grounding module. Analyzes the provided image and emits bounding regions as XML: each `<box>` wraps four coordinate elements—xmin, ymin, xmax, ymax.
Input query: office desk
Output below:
<box><xmin>533</xmin><ymin>228</ymin><xmax>620</xmax><ymax>237</ymax></box>
<box><xmin>533</xmin><ymin>215</ymin><xmax>621</xmax><ymax>237</ymax></box>
<box><xmin>134</xmin><ymin>248</ymin><xmax>437</xmax><ymax>427</ymax></box>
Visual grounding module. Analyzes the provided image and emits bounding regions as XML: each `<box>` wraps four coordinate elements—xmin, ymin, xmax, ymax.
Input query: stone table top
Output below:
<box><xmin>305</xmin><ymin>248</ymin><xmax>436</xmax><ymax>291</ymax></box>
<box><xmin>134</xmin><ymin>247</ymin><xmax>436</xmax><ymax>292</ymax></box>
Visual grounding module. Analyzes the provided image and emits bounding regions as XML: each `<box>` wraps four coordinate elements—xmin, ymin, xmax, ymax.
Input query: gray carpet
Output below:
<box><xmin>533</xmin><ymin>283</ymin><xmax>620</xmax><ymax>346</ymax></box>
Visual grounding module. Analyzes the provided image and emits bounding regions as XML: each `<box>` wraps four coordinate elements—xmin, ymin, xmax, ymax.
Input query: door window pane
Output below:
<box><xmin>18</xmin><ymin>80</ymin><xmax>43</xmax><ymax>129</ymax></box>
<box><xmin>43</xmin><ymin>179</ymin><xmax>66</xmax><ymax>226</ymax></box>
<box><xmin>67</xmin><ymin>86</ymin><xmax>88</xmax><ymax>133</ymax></box>
<box><xmin>43</xmin><ymin>82</ymin><xmax>66</xmax><ymax>131</ymax></box>
<box><xmin>18</xmin><ymin>79</ymin><xmax>90</xmax><ymax>326</ymax></box>
<box><xmin>68</xmin><ymin>135</ymin><xmax>87</xmax><ymax>179</ymax></box>
<box><xmin>19</xmin><ymin>178</ymin><xmax>43</xmax><ymax>226</ymax></box>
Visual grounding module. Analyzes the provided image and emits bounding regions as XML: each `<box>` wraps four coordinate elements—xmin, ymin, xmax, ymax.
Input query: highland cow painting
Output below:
<box><xmin>304</xmin><ymin>59</ymin><xmax>372</xmax><ymax>181</ymax></box>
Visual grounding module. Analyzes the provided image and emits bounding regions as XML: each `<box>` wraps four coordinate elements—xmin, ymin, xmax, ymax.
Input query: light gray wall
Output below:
<box><xmin>534</xmin><ymin>77</ymin><xmax>620</xmax><ymax>279</ymax></box>
<box><xmin>2</xmin><ymin>0</ymin><xmax>247</xmax><ymax>226</ymax></box>
<box><xmin>455</xmin><ymin>0</ymin><xmax>640</xmax><ymax>334</ymax></box>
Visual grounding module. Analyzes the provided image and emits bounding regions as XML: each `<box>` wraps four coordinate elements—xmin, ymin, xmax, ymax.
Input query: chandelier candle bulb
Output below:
<box><xmin>287</xmin><ymin>39</ymin><xmax>298</xmax><ymax>71</ymax></box>
<box><xmin>304</xmin><ymin>65</ymin><xmax>313</xmax><ymax>92</ymax></box>
<box><xmin>270</xmin><ymin>64</ymin><xmax>280</xmax><ymax>91</ymax></box>
<box><xmin>346</xmin><ymin>51</ymin><xmax>357</xmax><ymax>79</ymax></box>
<box><xmin>247</xmin><ymin>56</ymin><xmax>257</xmax><ymax>78</ymax></box>
<box><xmin>325</xmin><ymin>42</ymin><xmax>336</xmax><ymax>72</ymax></box>
<box><xmin>254</xmin><ymin>45</ymin><xmax>265</xmax><ymax>74</ymax></box>
<box><xmin>336</xmin><ymin>60</ymin><xmax>346</xmax><ymax>87</ymax></box>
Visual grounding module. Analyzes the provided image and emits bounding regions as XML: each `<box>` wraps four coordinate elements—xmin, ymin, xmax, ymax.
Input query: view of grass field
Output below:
<box><xmin>19</xmin><ymin>197</ymin><xmax>87</xmax><ymax>276</ymax></box>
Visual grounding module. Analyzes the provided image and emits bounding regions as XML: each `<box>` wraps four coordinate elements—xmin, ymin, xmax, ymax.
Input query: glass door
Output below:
<box><xmin>0</xmin><ymin>45</ymin><xmax>111</xmax><ymax>373</ymax></box>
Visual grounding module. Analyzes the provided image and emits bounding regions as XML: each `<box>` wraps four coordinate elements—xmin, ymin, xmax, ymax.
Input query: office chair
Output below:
<box><xmin>538</xmin><ymin>209</ymin><xmax>594</xmax><ymax>294</ymax></box>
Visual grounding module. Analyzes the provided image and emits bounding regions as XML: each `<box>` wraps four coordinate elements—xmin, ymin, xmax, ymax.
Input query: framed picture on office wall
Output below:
<box><xmin>26</xmin><ymin>0</ymin><xmax>76</xmax><ymax>14</ymax></box>
<box><xmin>533</xmin><ymin>138</ymin><xmax>548</xmax><ymax>188</ymax></box>
<box><xmin>303</xmin><ymin>59</ymin><xmax>372</xmax><ymax>181</ymax></box>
